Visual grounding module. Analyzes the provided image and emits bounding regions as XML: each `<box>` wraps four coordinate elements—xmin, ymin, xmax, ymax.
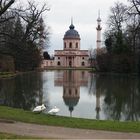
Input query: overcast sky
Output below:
<box><xmin>24</xmin><ymin>0</ymin><xmax>128</xmax><ymax>54</ymax></box>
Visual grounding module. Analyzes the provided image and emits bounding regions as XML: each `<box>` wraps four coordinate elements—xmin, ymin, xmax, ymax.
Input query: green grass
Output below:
<box><xmin>0</xmin><ymin>132</ymin><xmax>41</xmax><ymax>139</ymax></box>
<box><xmin>0</xmin><ymin>106</ymin><xmax>140</xmax><ymax>133</ymax></box>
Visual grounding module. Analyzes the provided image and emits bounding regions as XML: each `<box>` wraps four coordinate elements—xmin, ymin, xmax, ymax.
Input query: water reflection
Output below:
<box><xmin>55</xmin><ymin>70</ymin><xmax>88</xmax><ymax>117</ymax></box>
<box><xmin>91</xmin><ymin>74</ymin><xmax>140</xmax><ymax>121</ymax></box>
<box><xmin>0</xmin><ymin>72</ymin><xmax>48</xmax><ymax>110</ymax></box>
<box><xmin>1</xmin><ymin>71</ymin><xmax>140</xmax><ymax>121</ymax></box>
<box><xmin>88</xmin><ymin>74</ymin><xmax>102</xmax><ymax>120</ymax></box>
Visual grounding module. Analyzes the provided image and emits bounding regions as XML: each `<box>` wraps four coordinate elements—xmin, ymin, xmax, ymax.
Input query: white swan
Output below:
<box><xmin>33</xmin><ymin>104</ymin><xmax>46</xmax><ymax>113</ymax></box>
<box><xmin>48</xmin><ymin>106</ymin><xmax>60</xmax><ymax>115</ymax></box>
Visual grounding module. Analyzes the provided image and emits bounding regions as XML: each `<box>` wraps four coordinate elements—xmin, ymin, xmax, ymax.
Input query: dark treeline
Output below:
<box><xmin>97</xmin><ymin>0</ymin><xmax>140</xmax><ymax>73</ymax></box>
<box><xmin>0</xmin><ymin>0</ymin><xmax>50</xmax><ymax>71</ymax></box>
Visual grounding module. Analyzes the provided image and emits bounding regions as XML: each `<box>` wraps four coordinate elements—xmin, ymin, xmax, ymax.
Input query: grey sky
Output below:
<box><xmin>21</xmin><ymin>0</ymin><xmax>128</xmax><ymax>54</ymax></box>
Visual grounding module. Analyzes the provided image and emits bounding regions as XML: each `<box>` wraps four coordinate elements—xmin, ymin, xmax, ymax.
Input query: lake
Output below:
<box><xmin>0</xmin><ymin>70</ymin><xmax>140</xmax><ymax>121</ymax></box>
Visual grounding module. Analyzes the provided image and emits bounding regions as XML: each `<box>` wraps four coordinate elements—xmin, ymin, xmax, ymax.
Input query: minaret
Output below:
<box><xmin>96</xmin><ymin>11</ymin><xmax>102</xmax><ymax>54</ymax></box>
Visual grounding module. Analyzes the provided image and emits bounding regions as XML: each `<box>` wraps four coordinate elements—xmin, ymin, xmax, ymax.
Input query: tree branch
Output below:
<box><xmin>0</xmin><ymin>0</ymin><xmax>15</xmax><ymax>16</ymax></box>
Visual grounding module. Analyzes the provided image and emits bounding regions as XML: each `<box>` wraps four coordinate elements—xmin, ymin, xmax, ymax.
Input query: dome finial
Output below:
<box><xmin>69</xmin><ymin>17</ymin><xmax>75</xmax><ymax>29</ymax></box>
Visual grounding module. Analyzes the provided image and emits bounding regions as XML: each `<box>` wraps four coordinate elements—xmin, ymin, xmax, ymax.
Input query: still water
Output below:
<box><xmin>0</xmin><ymin>70</ymin><xmax>140</xmax><ymax>121</ymax></box>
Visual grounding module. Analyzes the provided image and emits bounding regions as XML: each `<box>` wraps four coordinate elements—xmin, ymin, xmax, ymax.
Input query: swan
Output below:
<box><xmin>33</xmin><ymin>104</ymin><xmax>46</xmax><ymax>113</ymax></box>
<box><xmin>48</xmin><ymin>106</ymin><xmax>60</xmax><ymax>115</ymax></box>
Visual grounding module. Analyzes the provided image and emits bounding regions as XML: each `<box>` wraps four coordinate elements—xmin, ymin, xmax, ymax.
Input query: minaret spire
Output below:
<box><xmin>96</xmin><ymin>11</ymin><xmax>102</xmax><ymax>53</ymax></box>
<box><xmin>98</xmin><ymin>10</ymin><xmax>100</xmax><ymax>19</ymax></box>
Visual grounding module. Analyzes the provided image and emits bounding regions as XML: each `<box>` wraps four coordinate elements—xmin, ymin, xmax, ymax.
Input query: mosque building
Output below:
<box><xmin>41</xmin><ymin>15</ymin><xmax>102</xmax><ymax>68</ymax></box>
<box><xmin>54</xmin><ymin>20</ymin><xmax>89</xmax><ymax>67</ymax></box>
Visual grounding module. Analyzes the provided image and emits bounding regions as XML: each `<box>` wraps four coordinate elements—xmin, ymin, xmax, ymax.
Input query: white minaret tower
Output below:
<box><xmin>96</xmin><ymin>11</ymin><xmax>102</xmax><ymax>54</ymax></box>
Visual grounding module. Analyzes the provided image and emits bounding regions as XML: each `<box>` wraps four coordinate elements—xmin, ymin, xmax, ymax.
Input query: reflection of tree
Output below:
<box><xmin>124</xmin><ymin>78</ymin><xmax>140</xmax><ymax>121</ymax></box>
<box><xmin>0</xmin><ymin>72</ymin><xmax>46</xmax><ymax>110</ymax></box>
<box><xmin>95</xmin><ymin>74</ymin><xmax>140</xmax><ymax>121</ymax></box>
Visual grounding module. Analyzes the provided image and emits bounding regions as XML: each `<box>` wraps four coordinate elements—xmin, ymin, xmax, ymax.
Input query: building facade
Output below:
<box><xmin>54</xmin><ymin>22</ymin><xmax>89</xmax><ymax>67</ymax></box>
<box><xmin>41</xmin><ymin>22</ymin><xmax>89</xmax><ymax>68</ymax></box>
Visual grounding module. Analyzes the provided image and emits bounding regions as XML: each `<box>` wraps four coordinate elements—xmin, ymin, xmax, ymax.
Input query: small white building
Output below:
<box><xmin>41</xmin><ymin>59</ymin><xmax>54</xmax><ymax>69</ymax></box>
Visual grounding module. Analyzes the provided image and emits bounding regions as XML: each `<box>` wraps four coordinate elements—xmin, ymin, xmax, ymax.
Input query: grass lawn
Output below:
<box><xmin>0</xmin><ymin>106</ymin><xmax>140</xmax><ymax>133</ymax></box>
<box><xmin>0</xmin><ymin>132</ymin><xmax>42</xmax><ymax>139</ymax></box>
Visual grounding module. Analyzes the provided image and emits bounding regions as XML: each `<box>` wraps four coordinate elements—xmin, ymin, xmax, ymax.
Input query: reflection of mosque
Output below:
<box><xmin>55</xmin><ymin>70</ymin><xmax>88</xmax><ymax>117</ymax></box>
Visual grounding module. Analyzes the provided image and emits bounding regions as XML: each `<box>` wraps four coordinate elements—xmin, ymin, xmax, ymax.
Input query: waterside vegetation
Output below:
<box><xmin>0</xmin><ymin>72</ymin><xmax>16</xmax><ymax>78</ymax></box>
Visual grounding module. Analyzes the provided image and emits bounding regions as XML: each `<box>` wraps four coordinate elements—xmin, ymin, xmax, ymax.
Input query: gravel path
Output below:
<box><xmin>0</xmin><ymin>121</ymin><xmax>140</xmax><ymax>139</ymax></box>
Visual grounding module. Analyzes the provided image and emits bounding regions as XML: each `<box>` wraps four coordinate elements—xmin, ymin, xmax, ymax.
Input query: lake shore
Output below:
<box><xmin>0</xmin><ymin>106</ymin><xmax>140</xmax><ymax>133</ymax></box>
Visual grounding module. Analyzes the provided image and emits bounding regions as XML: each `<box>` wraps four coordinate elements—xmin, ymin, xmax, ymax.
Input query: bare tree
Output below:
<box><xmin>0</xmin><ymin>0</ymin><xmax>15</xmax><ymax>23</ymax></box>
<box><xmin>127</xmin><ymin>0</ymin><xmax>140</xmax><ymax>52</ymax></box>
<box><xmin>19</xmin><ymin>1</ymin><xmax>50</xmax><ymax>42</ymax></box>
<box><xmin>129</xmin><ymin>0</ymin><xmax>140</xmax><ymax>15</ymax></box>
<box><xmin>104</xmin><ymin>2</ymin><xmax>130</xmax><ymax>54</ymax></box>
<box><xmin>0</xmin><ymin>0</ymin><xmax>15</xmax><ymax>16</ymax></box>
<box><xmin>0</xmin><ymin>0</ymin><xmax>50</xmax><ymax>71</ymax></box>
<box><xmin>108</xmin><ymin>2</ymin><xmax>128</xmax><ymax>33</ymax></box>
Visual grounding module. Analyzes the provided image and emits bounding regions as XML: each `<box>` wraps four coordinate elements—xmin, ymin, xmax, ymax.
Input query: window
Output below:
<box><xmin>58</xmin><ymin>57</ymin><xmax>60</xmax><ymax>59</ymax></box>
<box><xmin>76</xmin><ymin>42</ymin><xmax>78</xmax><ymax>48</ymax></box>
<box><xmin>69</xmin><ymin>61</ymin><xmax>72</xmax><ymax>67</ymax></box>
<box><xmin>82</xmin><ymin>62</ymin><xmax>85</xmax><ymax>66</ymax></box>
<box><xmin>64</xmin><ymin>42</ymin><xmax>66</xmax><ymax>48</ymax></box>
<box><xmin>69</xmin><ymin>89</ymin><xmax>71</xmax><ymax>95</ymax></box>
<box><xmin>69</xmin><ymin>42</ymin><xmax>72</xmax><ymax>48</ymax></box>
<box><xmin>57</xmin><ymin>61</ymin><xmax>61</xmax><ymax>66</ymax></box>
<box><xmin>82</xmin><ymin>57</ymin><xmax>84</xmax><ymax>59</ymax></box>
<box><xmin>75</xmin><ymin>89</ymin><xmax>78</xmax><ymax>95</ymax></box>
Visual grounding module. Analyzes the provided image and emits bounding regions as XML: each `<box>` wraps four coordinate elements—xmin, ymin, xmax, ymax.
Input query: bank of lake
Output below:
<box><xmin>0</xmin><ymin>106</ymin><xmax>140</xmax><ymax>133</ymax></box>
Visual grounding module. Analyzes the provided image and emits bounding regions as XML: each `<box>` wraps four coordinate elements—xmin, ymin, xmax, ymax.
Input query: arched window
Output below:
<box><xmin>69</xmin><ymin>89</ymin><xmax>71</xmax><ymax>95</ymax></box>
<box><xmin>69</xmin><ymin>42</ymin><xmax>72</xmax><ymax>48</ymax></box>
<box><xmin>64</xmin><ymin>42</ymin><xmax>66</xmax><ymax>48</ymax></box>
<box><xmin>69</xmin><ymin>61</ymin><xmax>72</xmax><ymax>67</ymax></box>
<box><xmin>82</xmin><ymin>62</ymin><xmax>85</xmax><ymax>66</ymax></box>
<box><xmin>75</xmin><ymin>89</ymin><xmax>78</xmax><ymax>95</ymax></box>
<box><xmin>57</xmin><ymin>61</ymin><xmax>61</xmax><ymax>66</ymax></box>
<box><xmin>76</xmin><ymin>42</ymin><xmax>78</xmax><ymax>48</ymax></box>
